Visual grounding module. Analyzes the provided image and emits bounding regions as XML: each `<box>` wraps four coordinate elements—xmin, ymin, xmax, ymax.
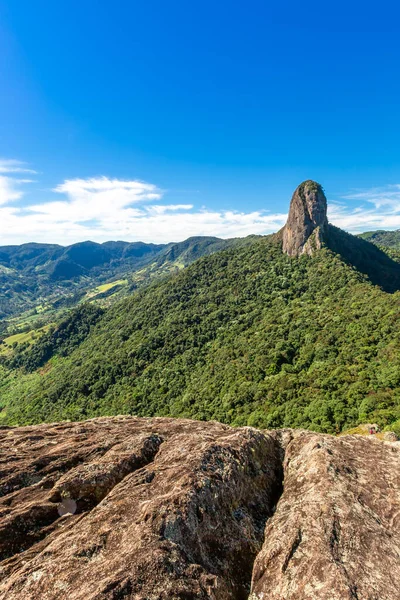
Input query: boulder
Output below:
<box><xmin>0</xmin><ymin>417</ymin><xmax>281</xmax><ymax>599</ymax></box>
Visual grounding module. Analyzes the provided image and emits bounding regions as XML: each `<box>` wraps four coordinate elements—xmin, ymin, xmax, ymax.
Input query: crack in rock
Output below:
<box><xmin>0</xmin><ymin>418</ymin><xmax>399</xmax><ymax>600</ymax></box>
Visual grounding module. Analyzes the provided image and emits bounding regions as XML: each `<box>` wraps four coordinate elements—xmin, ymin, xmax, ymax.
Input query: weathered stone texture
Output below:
<box><xmin>282</xmin><ymin>180</ymin><xmax>328</xmax><ymax>256</ymax></box>
<box><xmin>0</xmin><ymin>417</ymin><xmax>281</xmax><ymax>599</ymax></box>
<box><xmin>251</xmin><ymin>431</ymin><xmax>400</xmax><ymax>600</ymax></box>
<box><xmin>0</xmin><ymin>418</ymin><xmax>399</xmax><ymax>600</ymax></box>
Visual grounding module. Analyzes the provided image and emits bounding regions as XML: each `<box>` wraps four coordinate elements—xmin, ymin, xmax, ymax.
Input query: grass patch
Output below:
<box><xmin>0</xmin><ymin>324</ymin><xmax>52</xmax><ymax>355</ymax></box>
<box><xmin>85</xmin><ymin>279</ymin><xmax>128</xmax><ymax>298</ymax></box>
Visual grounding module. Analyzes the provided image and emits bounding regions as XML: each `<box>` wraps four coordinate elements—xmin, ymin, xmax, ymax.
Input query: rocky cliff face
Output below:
<box><xmin>0</xmin><ymin>417</ymin><xmax>399</xmax><ymax>599</ymax></box>
<box><xmin>282</xmin><ymin>180</ymin><xmax>328</xmax><ymax>256</ymax></box>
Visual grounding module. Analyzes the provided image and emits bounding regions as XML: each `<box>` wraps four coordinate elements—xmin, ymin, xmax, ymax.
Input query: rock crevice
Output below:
<box><xmin>0</xmin><ymin>418</ymin><xmax>284</xmax><ymax>599</ymax></box>
<box><xmin>0</xmin><ymin>418</ymin><xmax>399</xmax><ymax>600</ymax></box>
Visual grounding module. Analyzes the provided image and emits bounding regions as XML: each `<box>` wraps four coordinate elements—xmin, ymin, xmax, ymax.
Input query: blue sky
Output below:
<box><xmin>1</xmin><ymin>0</ymin><xmax>400</xmax><ymax>244</ymax></box>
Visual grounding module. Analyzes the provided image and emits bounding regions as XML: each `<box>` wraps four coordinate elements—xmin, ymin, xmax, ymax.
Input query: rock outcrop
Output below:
<box><xmin>250</xmin><ymin>431</ymin><xmax>400</xmax><ymax>600</ymax></box>
<box><xmin>0</xmin><ymin>417</ymin><xmax>399</xmax><ymax>599</ymax></box>
<box><xmin>282</xmin><ymin>180</ymin><xmax>328</xmax><ymax>256</ymax></box>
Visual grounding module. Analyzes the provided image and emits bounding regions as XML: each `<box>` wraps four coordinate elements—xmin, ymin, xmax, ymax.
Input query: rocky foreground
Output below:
<box><xmin>0</xmin><ymin>417</ymin><xmax>399</xmax><ymax>599</ymax></box>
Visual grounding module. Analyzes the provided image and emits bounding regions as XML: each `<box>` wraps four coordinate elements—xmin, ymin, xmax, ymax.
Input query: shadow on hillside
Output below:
<box><xmin>327</xmin><ymin>225</ymin><xmax>400</xmax><ymax>293</ymax></box>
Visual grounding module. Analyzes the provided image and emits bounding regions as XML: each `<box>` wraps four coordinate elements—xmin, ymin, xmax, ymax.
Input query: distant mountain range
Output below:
<box><xmin>1</xmin><ymin>181</ymin><xmax>400</xmax><ymax>436</ymax></box>
<box><xmin>0</xmin><ymin>237</ymin><xmax>244</xmax><ymax>321</ymax></box>
<box><xmin>0</xmin><ymin>240</ymin><xmax>165</xmax><ymax>280</ymax></box>
<box><xmin>0</xmin><ymin>237</ymin><xmax>235</xmax><ymax>282</ymax></box>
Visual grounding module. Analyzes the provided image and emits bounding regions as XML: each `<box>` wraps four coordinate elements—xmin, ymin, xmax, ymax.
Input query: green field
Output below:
<box><xmin>85</xmin><ymin>279</ymin><xmax>128</xmax><ymax>298</ymax></box>
<box><xmin>35</xmin><ymin>303</ymin><xmax>52</xmax><ymax>313</ymax></box>
<box><xmin>0</xmin><ymin>324</ymin><xmax>52</xmax><ymax>355</ymax></box>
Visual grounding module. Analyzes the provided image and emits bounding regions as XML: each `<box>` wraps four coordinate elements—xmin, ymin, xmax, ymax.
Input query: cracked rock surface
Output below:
<box><xmin>282</xmin><ymin>180</ymin><xmax>328</xmax><ymax>256</ymax></box>
<box><xmin>0</xmin><ymin>417</ymin><xmax>399</xmax><ymax>599</ymax></box>
<box><xmin>251</xmin><ymin>431</ymin><xmax>400</xmax><ymax>600</ymax></box>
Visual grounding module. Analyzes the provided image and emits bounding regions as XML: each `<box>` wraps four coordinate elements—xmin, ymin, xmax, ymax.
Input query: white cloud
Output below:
<box><xmin>0</xmin><ymin>159</ymin><xmax>36</xmax><ymax>207</ymax></box>
<box><xmin>146</xmin><ymin>204</ymin><xmax>194</xmax><ymax>215</ymax></box>
<box><xmin>329</xmin><ymin>184</ymin><xmax>400</xmax><ymax>233</ymax></box>
<box><xmin>0</xmin><ymin>158</ymin><xmax>37</xmax><ymax>174</ymax></box>
<box><xmin>0</xmin><ymin>169</ymin><xmax>288</xmax><ymax>244</ymax></box>
<box><xmin>0</xmin><ymin>175</ymin><xmax>23</xmax><ymax>205</ymax></box>
<box><xmin>3</xmin><ymin>162</ymin><xmax>400</xmax><ymax>245</ymax></box>
<box><xmin>0</xmin><ymin>171</ymin><xmax>288</xmax><ymax>244</ymax></box>
<box><xmin>342</xmin><ymin>184</ymin><xmax>400</xmax><ymax>207</ymax></box>
<box><xmin>53</xmin><ymin>176</ymin><xmax>161</xmax><ymax>203</ymax></box>
<box><xmin>0</xmin><ymin>176</ymin><xmax>35</xmax><ymax>205</ymax></box>
<box><xmin>35</xmin><ymin>176</ymin><xmax>163</xmax><ymax>222</ymax></box>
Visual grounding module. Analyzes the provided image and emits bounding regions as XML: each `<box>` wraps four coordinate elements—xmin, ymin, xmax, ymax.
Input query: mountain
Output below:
<box><xmin>0</xmin><ymin>236</ymin><xmax>237</xmax><ymax>322</ymax></box>
<box><xmin>326</xmin><ymin>225</ymin><xmax>400</xmax><ymax>292</ymax></box>
<box><xmin>0</xmin><ymin>416</ymin><xmax>399</xmax><ymax>599</ymax></box>
<box><xmin>154</xmin><ymin>236</ymin><xmax>236</xmax><ymax>265</ymax></box>
<box><xmin>280</xmin><ymin>180</ymin><xmax>400</xmax><ymax>291</ymax></box>
<box><xmin>0</xmin><ymin>240</ymin><xmax>162</xmax><ymax>276</ymax></box>
<box><xmin>0</xmin><ymin>237</ymin><xmax>238</xmax><ymax>283</ymax></box>
<box><xmin>358</xmin><ymin>229</ymin><xmax>400</xmax><ymax>248</ymax></box>
<box><xmin>281</xmin><ymin>180</ymin><xmax>328</xmax><ymax>256</ymax></box>
<box><xmin>2</xmin><ymin>181</ymin><xmax>400</xmax><ymax>434</ymax></box>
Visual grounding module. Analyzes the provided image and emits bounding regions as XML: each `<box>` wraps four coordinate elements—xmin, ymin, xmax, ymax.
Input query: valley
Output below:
<box><xmin>3</xmin><ymin>6</ymin><xmax>399</xmax><ymax>597</ymax></box>
<box><xmin>1</xmin><ymin>182</ymin><xmax>400</xmax><ymax>437</ymax></box>
<box><xmin>0</xmin><ymin>236</ymin><xmax>241</xmax><ymax>342</ymax></box>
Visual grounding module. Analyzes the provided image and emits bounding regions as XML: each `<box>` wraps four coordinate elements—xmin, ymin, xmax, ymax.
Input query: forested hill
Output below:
<box><xmin>0</xmin><ymin>237</ymin><xmax>235</xmax><ymax>281</ymax></box>
<box><xmin>358</xmin><ymin>229</ymin><xmax>400</xmax><ymax>249</ymax></box>
<box><xmin>2</xmin><ymin>228</ymin><xmax>400</xmax><ymax>435</ymax></box>
<box><xmin>0</xmin><ymin>236</ymin><xmax>236</xmax><ymax>320</ymax></box>
<box><xmin>326</xmin><ymin>225</ymin><xmax>400</xmax><ymax>292</ymax></box>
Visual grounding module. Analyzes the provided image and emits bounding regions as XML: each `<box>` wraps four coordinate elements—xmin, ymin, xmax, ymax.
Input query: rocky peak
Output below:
<box><xmin>282</xmin><ymin>180</ymin><xmax>328</xmax><ymax>256</ymax></box>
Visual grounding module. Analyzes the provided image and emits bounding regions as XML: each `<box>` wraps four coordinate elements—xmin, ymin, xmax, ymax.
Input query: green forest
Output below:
<box><xmin>358</xmin><ymin>229</ymin><xmax>400</xmax><ymax>249</ymax></box>
<box><xmin>1</xmin><ymin>230</ymin><xmax>400</xmax><ymax>435</ymax></box>
<box><xmin>0</xmin><ymin>236</ymin><xmax>236</xmax><ymax>324</ymax></box>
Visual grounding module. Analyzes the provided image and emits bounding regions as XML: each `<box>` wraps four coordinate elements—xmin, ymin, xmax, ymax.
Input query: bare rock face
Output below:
<box><xmin>251</xmin><ymin>431</ymin><xmax>400</xmax><ymax>600</ymax></box>
<box><xmin>0</xmin><ymin>417</ymin><xmax>282</xmax><ymax>600</ymax></box>
<box><xmin>0</xmin><ymin>417</ymin><xmax>399</xmax><ymax>600</ymax></box>
<box><xmin>282</xmin><ymin>180</ymin><xmax>328</xmax><ymax>256</ymax></box>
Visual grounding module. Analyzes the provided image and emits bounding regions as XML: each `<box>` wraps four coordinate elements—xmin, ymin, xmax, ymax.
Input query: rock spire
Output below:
<box><xmin>282</xmin><ymin>180</ymin><xmax>328</xmax><ymax>256</ymax></box>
